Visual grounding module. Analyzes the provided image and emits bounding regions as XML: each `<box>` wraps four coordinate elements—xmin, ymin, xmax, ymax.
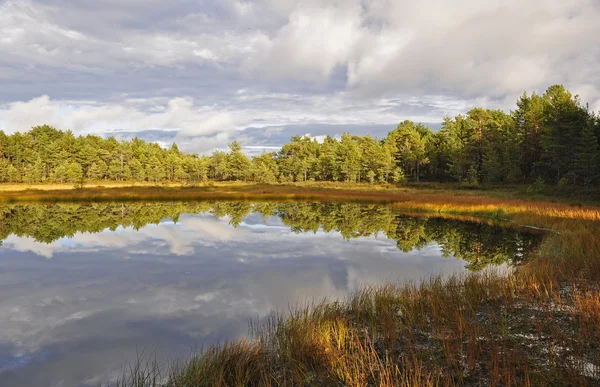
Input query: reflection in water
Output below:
<box><xmin>0</xmin><ymin>202</ymin><xmax>543</xmax><ymax>386</ymax></box>
<box><xmin>0</xmin><ymin>202</ymin><xmax>542</xmax><ymax>270</ymax></box>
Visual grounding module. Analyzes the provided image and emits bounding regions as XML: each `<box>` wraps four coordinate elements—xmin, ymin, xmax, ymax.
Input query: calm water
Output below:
<box><xmin>0</xmin><ymin>202</ymin><xmax>543</xmax><ymax>386</ymax></box>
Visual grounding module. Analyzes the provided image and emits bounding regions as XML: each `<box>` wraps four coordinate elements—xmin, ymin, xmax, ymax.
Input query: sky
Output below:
<box><xmin>0</xmin><ymin>0</ymin><xmax>599</xmax><ymax>154</ymax></box>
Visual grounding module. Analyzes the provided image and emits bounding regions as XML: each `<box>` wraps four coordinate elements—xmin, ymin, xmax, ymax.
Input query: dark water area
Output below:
<box><xmin>0</xmin><ymin>201</ymin><xmax>544</xmax><ymax>386</ymax></box>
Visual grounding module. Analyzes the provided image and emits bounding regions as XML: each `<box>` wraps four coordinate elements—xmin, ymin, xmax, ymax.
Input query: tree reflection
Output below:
<box><xmin>0</xmin><ymin>202</ymin><xmax>543</xmax><ymax>271</ymax></box>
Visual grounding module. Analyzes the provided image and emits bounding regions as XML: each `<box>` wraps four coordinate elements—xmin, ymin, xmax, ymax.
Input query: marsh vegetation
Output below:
<box><xmin>1</xmin><ymin>197</ymin><xmax>597</xmax><ymax>386</ymax></box>
<box><xmin>89</xmin><ymin>198</ymin><xmax>600</xmax><ymax>387</ymax></box>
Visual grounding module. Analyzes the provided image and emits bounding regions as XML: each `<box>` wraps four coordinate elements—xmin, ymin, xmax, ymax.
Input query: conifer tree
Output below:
<box><xmin>573</xmin><ymin>123</ymin><xmax>599</xmax><ymax>186</ymax></box>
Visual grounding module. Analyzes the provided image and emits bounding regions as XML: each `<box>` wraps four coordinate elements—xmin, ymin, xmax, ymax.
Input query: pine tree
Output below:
<box><xmin>573</xmin><ymin>123</ymin><xmax>599</xmax><ymax>186</ymax></box>
<box><xmin>87</xmin><ymin>162</ymin><xmax>105</xmax><ymax>181</ymax></box>
<box><xmin>108</xmin><ymin>159</ymin><xmax>122</xmax><ymax>181</ymax></box>
<box><xmin>387</xmin><ymin>121</ymin><xmax>429</xmax><ymax>181</ymax></box>
<box><xmin>6</xmin><ymin>163</ymin><xmax>19</xmax><ymax>182</ymax></box>
<box><xmin>53</xmin><ymin>163</ymin><xmax>68</xmax><ymax>183</ymax></box>
<box><xmin>337</xmin><ymin>133</ymin><xmax>362</xmax><ymax>182</ymax></box>
<box><xmin>227</xmin><ymin>141</ymin><xmax>251</xmax><ymax>181</ymax></box>
<box><xmin>251</xmin><ymin>152</ymin><xmax>278</xmax><ymax>183</ymax></box>
<box><xmin>540</xmin><ymin>85</ymin><xmax>590</xmax><ymax>182</ymax></box>
<box><xmin>129</xmin><ymin>159</ymin><xmax>145</xmax><ymax>182</ymax></box>
<box><xmin>66</xmin><ymin>162</ymin><xmax>84</xmax><ymax>183</ymax></box>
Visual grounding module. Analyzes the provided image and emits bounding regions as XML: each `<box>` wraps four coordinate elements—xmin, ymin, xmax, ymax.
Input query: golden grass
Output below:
<box><xmin>7</xmin><ymin>182</ymin><xmax>595</xmax><ymax>386</ymax></box>
<box><xmin>108</xmin><ymin>272</ymin><xmax>600</xmax><ymax>386</ymax></box>
<box><xmin>0</xmin><ymin>181</ymin><xmax>186</xmax><ymax>191</ymax></box>
<box><xmin>2</xmin><ymin>182</ymin><xmax>599</xmax><ymax>223</ymax></box>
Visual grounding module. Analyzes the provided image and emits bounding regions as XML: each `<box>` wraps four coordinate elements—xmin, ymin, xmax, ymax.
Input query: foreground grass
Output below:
<box><xmin>95</xmin><ymin>195</ymin><xmax>600</xmax><ymax>386</ymax></box>
<box><xmin>4</xmin><ymin>182</ymin><xmax>599</xmax><ymax>385</ymax></box>
<box><xmin>111</xmin><ymin>272</ymin><xmax>600</xmax><ymax>386</ymax></box>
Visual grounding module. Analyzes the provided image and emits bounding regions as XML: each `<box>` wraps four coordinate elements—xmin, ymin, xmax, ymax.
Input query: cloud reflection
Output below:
<box><xmin>0</xmin><ymin>211</ymin><xmax>478</xmax><ymax>386</ymax></box>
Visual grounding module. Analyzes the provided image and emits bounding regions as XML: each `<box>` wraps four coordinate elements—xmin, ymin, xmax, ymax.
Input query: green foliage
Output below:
<box><xmin>387</xmin><ymin>120</ymin><xmax>429</xmax><ymax>181</ymax></box>
<box><xmin>527</xmin><ymin>176</ymin><xmax>546</xmax><ymax>193</ymax></box>
<box><xmin>1</xmin><ymin>84</ymin><xmax>598</xmax><ymax>188</ymax></box>
<box><xmin>251</xmin><ymin>152</ymin><xmax>278</xmax><ymax>183</ymax></box>
<box><xmin>66</xmin><ymin>162</ymin><xmax>83</xmax><ymax>183</ymax></box>
<box><xmin>391</xmin><ymin>167</ymin><xmax>405</xmax><ymax>184</ymax></box>
<box><xmin>227</xmin><ymin>140</ymin><xmax>252</xmax><ymax>181</ymax></box>
<box><xmin>338</xmin><ymin>133</ymin><xmax>362</xmax><ymax>182</ymax></box>
<box><xmin>573</xmin><ymin>123</ymin><xmax>599</xmax><ymax>186</ymax></box>
<box><xmin>461</xmin><ymin>165</ymin><xmax>480</xmax><ymax>189</ymax></box>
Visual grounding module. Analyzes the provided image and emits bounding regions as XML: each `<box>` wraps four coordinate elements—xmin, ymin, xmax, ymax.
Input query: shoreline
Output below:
<box><xmin>1</xmin><ymin>182</ymin><xmax>599</xmax><ymax>224</ymax></box>
<box><xmin>2</xmin><ymin>183</ymin><xmax>600</xmax><ymax>385</ymax></box>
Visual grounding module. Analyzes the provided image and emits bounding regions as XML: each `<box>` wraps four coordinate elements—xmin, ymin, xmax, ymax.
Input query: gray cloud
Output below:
<box><xmin>1</xmin><ymin>0</ymin><xmax>598</xmax><ymax>152</ymax></box>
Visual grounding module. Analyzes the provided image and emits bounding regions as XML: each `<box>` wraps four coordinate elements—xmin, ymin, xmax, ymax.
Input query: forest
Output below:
<box><xmin>0</xmin><ymin>84</ymin><xmax>598</xmax><ymax>187</ymax></box>
<box><xmin>0</xmin><ymin>202</ymin><xmax>542</xmax><ymax>271</ymax></box>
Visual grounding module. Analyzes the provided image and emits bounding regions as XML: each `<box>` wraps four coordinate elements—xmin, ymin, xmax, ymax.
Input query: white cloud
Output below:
<box><xmin>0</xmin><ymin>96</ymin><xmax>251</xmax><ymax>150</ymax></box>
<box><xmin>175</xmin><ymin>111</ymin><xmax>246</xmax><ymax>138</ymax></box>
<box><xmin>244</xmin><ymin>2</ymin><xmax>364</xmax><ymax>82</ymax></box>
<box><xmin>0</xmin><ymin>96</ymin><xmax>66</xmax><ymax>132</ymax></box>
<box><xmin>0</xmin><ymin>0</ymin><xmax>599</xmax><ymax>153</ymax></box>
<box><xmin>3</xmin><ymin>236</ymin><xmax>61</xmax><ymax>259</ymax></box>
<box><xmin>0</xmin><ymin>91</ymin><xmax>480</xmax><ymax>153</ymax></box>
<box><xmin>345</xmin><ymin>0</ymin><xmax>600</xmax><ymax>98</ymax></box>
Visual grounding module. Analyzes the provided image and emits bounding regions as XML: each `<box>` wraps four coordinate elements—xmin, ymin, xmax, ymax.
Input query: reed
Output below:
<box><xmin>106</xmin><ymin>271</ymin><xmax>600</xmax><ymax>386</ymax></box>
<box><xmin>2</xmin><ymin>183</ymin><xmax>600</xmax><ymax>222</ymax></box>
<box><xmin>64</xmin><ymin>184</ymin><xmax>598</xmax><ymax>385</ymax></box>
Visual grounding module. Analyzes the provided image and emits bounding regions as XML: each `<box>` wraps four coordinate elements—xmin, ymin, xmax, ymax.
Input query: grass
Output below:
<box><xmin>97</xmin><ymin>194</ymin><xmax>600</xmax><ymax>386</ymax></box>
<box><xmin>2</xmin><ymin>181</ymin><xmax>600</xmax><ymax>221</ymax></box>
<box><xmin>4</xmin><ymin>182</ymin><xmax>598</xmax><ymax>385</ymax></box>
<box><xmin>1</xmin><ymin>180</ymin><xmax>597</xmax><ymax>201</ymax></box>
<box><xmin>107</xmin><ymin>272</ymin><xmax>600</xmax><ymax>386</ymax></box>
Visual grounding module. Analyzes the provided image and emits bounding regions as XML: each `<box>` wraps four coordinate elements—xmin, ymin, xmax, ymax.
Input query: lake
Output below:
<box><xmin>0</xmin><ymin>201</ymin><xmax>543</xmax><ymax>386</ymax></box>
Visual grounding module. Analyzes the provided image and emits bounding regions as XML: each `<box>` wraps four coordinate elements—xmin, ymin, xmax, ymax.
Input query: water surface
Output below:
<box><xmin>0</xmin><ymin>201</ymin><xmax>543</xmax><ymax>386</ymax></box>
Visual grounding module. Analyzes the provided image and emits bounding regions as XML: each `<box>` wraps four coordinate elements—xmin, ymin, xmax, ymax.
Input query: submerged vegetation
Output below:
<box><xmin>1</xmin><ymin>85</ymin><xmax>600</xmax><ymax>190</ymax></box>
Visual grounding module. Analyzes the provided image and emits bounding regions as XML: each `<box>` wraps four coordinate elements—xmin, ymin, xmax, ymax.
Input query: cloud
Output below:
<box><xmin>345</xmin><ymin>0</ymin><xmax>600</xmax><ymax>99</ymax></box>
<box><xmin>2</xmin><ymin>236</ymin><xmax>61</xmax><ymax>259</ymax></box>
<box><xmin>0</xmin><ymin>96</ymin><xmax>250</xmax><ymax>150</ymax></box>
<box><xmin>0</xmin><ymin>0</ymin><xmax>599</xmax><ymax>153</ymax></box>
<box><xmin>0</xmin><ymin>92</ymin><xmax>461</xmax><ymax>153</ymax></box>
<box><xmin>244</xmin><ymin>2</ymin><xmax>364</xmax><ymax>83</ymax></box>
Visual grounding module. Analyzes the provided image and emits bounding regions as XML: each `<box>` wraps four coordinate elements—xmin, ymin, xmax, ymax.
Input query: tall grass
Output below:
<box><xmin>107</xmin><ymin>273</ymin><xmax>600</xmax><ymax>386</ymax></box>
<box><xmin>50</xmin><ymin>185</ymin><xmax>595</xmax><ymax>385</ymax></box>
<box><xmin>2</xmin><ymin>182</ymin><xmax>600</xmax><ymax>222</ymax></box>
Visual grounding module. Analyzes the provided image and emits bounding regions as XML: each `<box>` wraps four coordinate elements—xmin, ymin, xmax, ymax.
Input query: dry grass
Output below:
<box><xmin>16</xmin><ymin>183</ymin><xmax>593</xmax><ymax>386</ymax></box>
<box><xmin>2</xmin><ymin>182</ymin><xmax>600</xmax><ymax>222</ymax></box>
<box><xmin>0</xmin><ymin>181</ymin><xmax>186</xmax><ymax>191</ymax></box>
<box><xmin>0</xmin><ymin>181</ymin><xmax>392</xmax><ymax>193</ymax></box>
<box><xmin>107</xmin><ymin>273</ymin><xmax>600</xmax><ymax>386</ymax></box>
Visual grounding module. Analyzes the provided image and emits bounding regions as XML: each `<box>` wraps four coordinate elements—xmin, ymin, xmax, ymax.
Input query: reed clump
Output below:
<box><xmin>109</xmin><ymin>271</ymin><xmax>600</xmax><ymax>386</ymax></box>
<box><xmin>75</xmin><ymin>186</ymin><xmax>599</xmax><ymax>385</ymax></box>
<box><xmin>3</xmin><ymin>183</ymin><xmax>600</xmax><ymax>221</ymax></box>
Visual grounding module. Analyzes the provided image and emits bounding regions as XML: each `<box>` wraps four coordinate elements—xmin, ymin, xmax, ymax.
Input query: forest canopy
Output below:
<box><xmin>1</xmin><ymin>85</ymin><xmax>598</xmax><ymax>186</ymax></box>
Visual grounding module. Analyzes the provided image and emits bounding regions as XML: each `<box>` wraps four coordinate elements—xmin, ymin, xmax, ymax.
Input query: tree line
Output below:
<box><xmin>0</xmin><ymin>202</ymin><xmax>542</xmax><ymax>271</ymax></box>
<box><xmin>1</xmin><ymin>84</ymin><xmax>598</xmax><ymax>186</ymax></box>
